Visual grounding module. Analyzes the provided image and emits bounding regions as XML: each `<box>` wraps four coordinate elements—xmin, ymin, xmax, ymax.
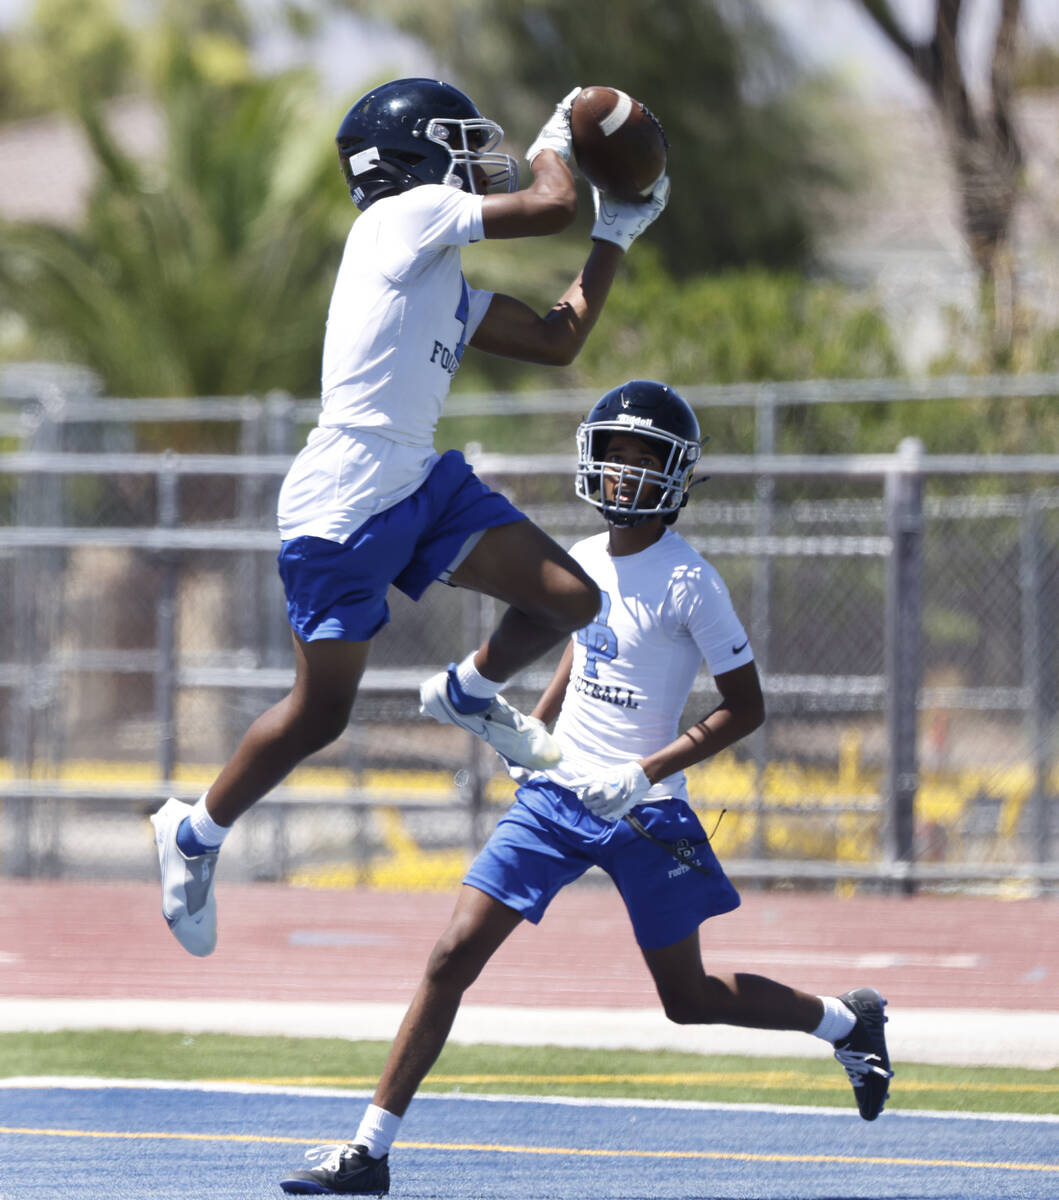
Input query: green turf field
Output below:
<box><xmin>2</xmin><ymin>1031</ymin><xmax>1056</xmax><ymax>1116</ymax></box>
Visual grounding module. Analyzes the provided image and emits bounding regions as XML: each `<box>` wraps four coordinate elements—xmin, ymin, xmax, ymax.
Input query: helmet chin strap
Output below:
<box><xmin>597</xmin><ymin>488</ymin><xmax>689</xmax><ymax>527</ymax></box>
<box><xmin>600</xmin><ymin>503</ymin><xmax>653</xmax><ymax>528</ymax></box>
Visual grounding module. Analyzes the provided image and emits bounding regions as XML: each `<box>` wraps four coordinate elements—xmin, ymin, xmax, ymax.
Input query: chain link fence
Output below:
<box><xmin>1</xmin><ymin>373</ymin><xmax>1056</xmax><ymax>892</ymax></box>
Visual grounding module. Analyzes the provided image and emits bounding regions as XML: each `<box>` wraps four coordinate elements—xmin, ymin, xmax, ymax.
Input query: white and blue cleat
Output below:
<box><xmin>151</xmin><ymin>797</ymin><xmax>219</xmax><ymax>958</ymax></box>
<box><xmin>419</xmin><ymin>665</ymin><xmax>561</xmax><ymax>771</ymax></box>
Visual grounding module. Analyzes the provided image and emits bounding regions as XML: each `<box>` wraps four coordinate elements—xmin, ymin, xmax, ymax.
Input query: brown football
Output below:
<box><xmin>570</xmin><ymin>86</ymin><xmax>667</xmax><ymax>202</ymax></box>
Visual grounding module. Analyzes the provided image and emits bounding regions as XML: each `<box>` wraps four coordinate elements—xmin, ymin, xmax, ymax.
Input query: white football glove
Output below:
<box><xmin>578</xmin><ymin>761</ymin><xmax>652</xmax><ymax>823</ymax></box>
<box><xmin>526</xmin><ymin>87</ymin><xmax>582</xmax><ymax>164</ymax></box>
<box><xmin>590</xmin><ymin>173</ymin><xmax>670</xmax><ymax>252</ymax></box>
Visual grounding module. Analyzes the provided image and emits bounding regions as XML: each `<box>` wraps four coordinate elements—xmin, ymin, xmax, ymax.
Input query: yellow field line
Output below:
<box><xmin>398</xmin><ymin>1140</ymin><xmax>1059</xmax><ymax>1172</ymax></box>
<box><xmin>232</xmin><ymin>1072</ymin><xmax>1059</xmax><ymax>1096</ymax></box>
<box><xmin>0</xmin><ymin>1126</ymin><xmax>311</xmax><ymax>1145</ymax></box>
<box><xmin>0</xmin><ymin>1126</ymin><xmax>1054</xmax><ymax>1173</ymax></box>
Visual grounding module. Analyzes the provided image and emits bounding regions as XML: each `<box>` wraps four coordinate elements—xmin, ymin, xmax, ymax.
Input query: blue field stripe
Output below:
<box><xmin>0</xmin><ymin>1082</ymin><xmax>1056</xmax><ymax>1200</ymax></box>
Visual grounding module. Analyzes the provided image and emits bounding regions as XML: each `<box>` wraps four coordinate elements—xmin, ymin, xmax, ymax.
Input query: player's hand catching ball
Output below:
<box><xmin>579</xmin><ymin>761</ymin><xmax>652</xmax><ymax>822</ymax></box>
<box><xmin>590</xmin><ymin>173</ymin><xmax>670</xmax><ymax>252</ymax></box>
<box><xmin>526</xmin><ymin>87</ymin><xmax>583</xmax><ymax>164</ymax></box>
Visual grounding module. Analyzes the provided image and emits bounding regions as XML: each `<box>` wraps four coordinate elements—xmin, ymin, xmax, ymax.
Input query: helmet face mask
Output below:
<box><xmin>336</xmin><ymin>78</ymin><xmax>518</xmax><ymax>211</ymax></box>
<box><xmin>575</xmin><ymin>381</ymin><xmax>704</xmax><ymax>527</ymax></box>
<box><xmin>421</xmin><ymin>117</ymin><xmax>516</xmax><ymax>194</ymax></box>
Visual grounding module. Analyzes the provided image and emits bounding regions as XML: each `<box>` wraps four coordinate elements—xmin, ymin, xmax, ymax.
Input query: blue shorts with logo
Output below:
<box><xmin>278</xmin><ymin>449</ymin><xmax>525</xmax><ymax>642</ymax></box>
<box><xmin>464</xmin><ymin>778</ymin><xmax>740</xmax><ymax>951</ymax></box>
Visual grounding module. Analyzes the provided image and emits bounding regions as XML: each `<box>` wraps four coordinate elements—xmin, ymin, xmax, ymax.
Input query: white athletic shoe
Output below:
<box><xmin>150</xmin><ymin>797</ymin><xmax>219</xmax><ymax>958</ymax></box>
<box><xmin>419</xmin><ymin>667</ymin><xmax>561</xmax><ymax>770</ymax></box>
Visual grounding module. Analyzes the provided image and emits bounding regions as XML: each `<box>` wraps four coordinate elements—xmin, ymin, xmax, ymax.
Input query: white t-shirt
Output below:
<box><xmin>545</xmin><ymin>528</ymin><xmax>754</xmax><ymax>803</ymax></box>
<box><xmin>278</xmin><ymin>185</ymin><xmax>494</xmax><ymax>542</ymax></box>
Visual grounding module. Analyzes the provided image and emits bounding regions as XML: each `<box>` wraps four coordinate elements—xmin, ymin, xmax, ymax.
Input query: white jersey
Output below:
<box><xmin>546</xmin><ymin>528</ymin><xmax>754</xmax><ymax>803</ymax></box>
<box><xmin>277</xmin><ymin>184</ymin><xmax>494</xmax><ymax>542</ymax></box>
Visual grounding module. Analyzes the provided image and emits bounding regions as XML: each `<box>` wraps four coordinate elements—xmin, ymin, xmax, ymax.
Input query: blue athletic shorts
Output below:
<box><xmin>463</xmin><ymin>778</ymin><xmax>740</xmax><ymax>951</ymax></box>
<box><xmin>277</xmin><ymin>449</ymin><xmax>525</xmax><ymax>642</ymax></box>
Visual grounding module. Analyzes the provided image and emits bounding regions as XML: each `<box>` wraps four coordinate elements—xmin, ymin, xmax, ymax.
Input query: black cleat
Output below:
<box><xmin>833</xmin><ymin>987</ymin><xmax>893</xmax><ymax>1120</ymax></box>
<box><xmin>279</xmin><ymin>1143</ymin><xmax>389</xmax><ymax>1195</ymax></box>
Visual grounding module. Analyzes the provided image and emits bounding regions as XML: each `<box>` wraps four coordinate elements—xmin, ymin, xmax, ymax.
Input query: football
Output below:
<box><xmin>570</xmin><ymin>86</ymin><xmax>667</xmax><ymax>203</ymax></box>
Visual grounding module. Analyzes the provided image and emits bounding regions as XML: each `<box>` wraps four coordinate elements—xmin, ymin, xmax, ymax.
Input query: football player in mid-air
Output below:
<box><xmin>150</xmin><ymin>80</ymin><xmax>669</xmax><ymax>957</ymax></box>
<box><xmin>278</xmin><ymin>379</ymin><xmax>894</xmax><ymax>1196</ymax></box>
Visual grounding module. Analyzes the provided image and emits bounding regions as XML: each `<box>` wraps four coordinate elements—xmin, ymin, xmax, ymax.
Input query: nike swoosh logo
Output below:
<box><xmin>731</xmin><ymin>639</ymin><xmax>749</xmax><ymax>654</ymax></box>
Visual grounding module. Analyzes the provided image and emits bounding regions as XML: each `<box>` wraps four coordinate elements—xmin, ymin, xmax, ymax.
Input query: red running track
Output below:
<box><xmin>0</xmin><ymin>880</ymin><xmax>1054</xmax><ymax>1012</ymax></box>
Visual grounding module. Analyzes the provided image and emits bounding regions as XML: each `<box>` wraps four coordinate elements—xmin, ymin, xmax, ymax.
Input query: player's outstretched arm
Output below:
<box><xmin>481</xmin><ymin>149</ymin><xmax>577</xmax><ymax>239</ymax></box>
<box><xmin>469</xmin><ymin>238</ymin><xmax>623</xmax><ymax>365</ymax></box>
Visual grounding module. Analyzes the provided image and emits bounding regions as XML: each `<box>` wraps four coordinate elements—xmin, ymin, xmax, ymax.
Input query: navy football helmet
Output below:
<box><xmin>336</xmin><ymin>77</ymin><xmax>518</xmax><ymax>211</ymax></box>
<box><xmin>575</xmin><ymin>380</ymin><xmax>704</xmax><ymax>526</ymax></box>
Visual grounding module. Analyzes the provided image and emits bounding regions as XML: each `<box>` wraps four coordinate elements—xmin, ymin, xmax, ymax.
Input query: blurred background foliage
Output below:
<box><xmin>355</xmin><ymin>0</ymin><xmax>852</xmax><ymax>276</ymax></box>
<box><xmin>0</xmin><ymin>0</ymin><xmax>1056</xmax><ymax>453</ymax></box>
<box><xmin>0</xmin><ymin>0</ymin><xmax>350</xmax><ymax>397</ymax></box>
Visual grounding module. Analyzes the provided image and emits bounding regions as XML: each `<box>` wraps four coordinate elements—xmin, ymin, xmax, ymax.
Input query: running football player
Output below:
<box><xmin>151</xmin><ymin>80</ymin><xmax>669</xmax><ymax>957</ymax></box>
<box><xmin>278</xmin><ymin>379</ymin><xmax>893</xmax><ymax>1196</ymax></box>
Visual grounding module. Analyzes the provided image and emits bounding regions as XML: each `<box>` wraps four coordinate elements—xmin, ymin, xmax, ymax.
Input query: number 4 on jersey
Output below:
<box><xmin>577</xmin><ymin>590</ymin><xmax>617</xmax><ymax>679</ymax></box>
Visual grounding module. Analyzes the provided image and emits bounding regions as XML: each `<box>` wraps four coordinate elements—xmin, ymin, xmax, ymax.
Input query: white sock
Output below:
<box><xmin>353</xmin><ymin>1104</ymin><xmax>402</xmax><ymax>1159</ymax></box>
<box><xmin>455</xmin><ymin>653</ymin><xmax>503</xmax><ymax>700</ymax></box>
<box><xmin>812</xmin><ymin>995</ymin><xmax>857</xmax><ymax>1043</ymax></box>
<box><xmin>187</xmin><ymin>793</ymin><xmax>230</xmax><ymax>849</ymax></box>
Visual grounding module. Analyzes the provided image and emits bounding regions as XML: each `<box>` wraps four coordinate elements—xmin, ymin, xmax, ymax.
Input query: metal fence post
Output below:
<box><xmin>264</xmin><ymin>393</ymin><xmax>297</xmax><ymax>669</ymax></box>
<box><xmin>264</xmin><ymin>393</ymin><xmax>297</xmax><ymax>872</ymax></box>
<box><xmin>265</xmin><ymin>391</ymin><xmax>297</xmax><ymax>457</ymax></box>
<box><xmin>155</xmin><ymin>454</ymin><xmax>179</xmax><ymax>785</ymax></box>
<box><xmin>884</xmin><ymin>437</ymin><xmax>924</xmax><ymax>892</ymax></box>
<box><xmin>1020</xmin><ymin>494</ymin><xmax>1051</xmax><ymax>879</ymax></box>
<box><xmin>750</xmin><ymin>388</ymin><xmax>776</xmax><ymax>859</ymax></box>
<box><xmin>237</xmin><ymin>399</ymin><xmax>266</xmax><ymax>657</ymax></box>
<box><xmin>7</xmin><ymin>390</ymin><xmax>63</xmax><ymax>875</ymax></box>
<box><xmin>8</xmin><ymin>478</ymin><xmax>36</xmax><ymax>876</ymax></box>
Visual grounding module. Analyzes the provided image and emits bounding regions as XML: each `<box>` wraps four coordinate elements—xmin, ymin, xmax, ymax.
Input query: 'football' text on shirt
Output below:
<box><xmin>430</xmin><ymin>339</ymin><xmax>463</xmax><ymax>375</ymax></box>
<box><xmin>572</xmin><ymin>673</ymin><xmax>640</xmax><ymax>709</ymax></box>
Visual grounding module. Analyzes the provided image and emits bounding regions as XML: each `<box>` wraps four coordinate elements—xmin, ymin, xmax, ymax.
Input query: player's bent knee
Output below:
<box><xmin>552</xmin><ymin>577</ymin><xmax>601</xmax><ymax>634</ymax></box>
<box><xmin>659</xmin><ymin>991</ymin><xmax>718</xmax><ymax>1026</ymax></box>
<box><xmin>424</xmin><ymin>932</ymin><xmax>489</xmax><ymax>993</ymax></box>
<box><xmin>294</xmin><ymin>693</ymin><xmax>355</xmax><ymax>749</ymax></box>
<box><xmin>572</xmin><ymin>578</ymin><xmax>602</xmax><ymax>627</ymax></box>
<box><xmin>662</xmin><ymin>1002</ymin><xmax>700</xmax><ymax>1026</ymax></box>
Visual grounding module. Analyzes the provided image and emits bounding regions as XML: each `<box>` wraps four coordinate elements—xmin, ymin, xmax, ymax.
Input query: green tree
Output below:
<box><xmin>849</xmin><ymin>0</ymin><xmax>1027</xmax><ymax>366</ymax></box>
<box><xmin>351</xmin><ymin>0</ymin><xmax>851</xmax><ymax>276</ymax></box>
<box><xmin>0</xmin><ymin>0</ymin><xmax>255</xmax><ymax>121</ymax></box>
<box><xmin>0</xmin><ymin>31</ymin><xmax>349</xmax><ymax>397</ymax></box>
<box><xmin>572</xmin><ymin>249</ymin><xmax>899</xmax><ymax>387</ymax></box>
<box><xmin>0</xmin><ymin>0</ymin><xmax>134</xmax><ymax>120</ymax></box>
